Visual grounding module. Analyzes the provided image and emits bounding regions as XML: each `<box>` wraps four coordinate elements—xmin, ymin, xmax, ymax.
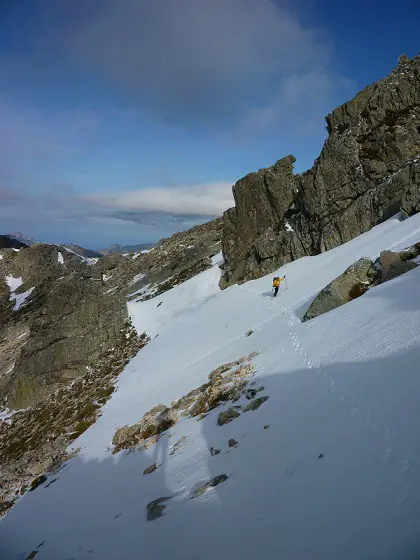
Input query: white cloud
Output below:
<box><xmin>79</xmin><ymin>182</ymin><xmax>234</xmax><ymax>217</ymax></box>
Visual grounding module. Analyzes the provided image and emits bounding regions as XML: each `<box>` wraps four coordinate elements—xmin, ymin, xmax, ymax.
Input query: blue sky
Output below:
<box><xmin>0</xmin><ymin>0</ymin><xmax>418</xmax><ymax>249</ymax></box>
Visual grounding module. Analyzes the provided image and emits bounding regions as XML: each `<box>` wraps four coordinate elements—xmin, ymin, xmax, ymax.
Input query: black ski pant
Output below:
<box><xmin>273</xmin><ymin>286</ymin><xmax>279</xmax><ymax>297</ymax></box>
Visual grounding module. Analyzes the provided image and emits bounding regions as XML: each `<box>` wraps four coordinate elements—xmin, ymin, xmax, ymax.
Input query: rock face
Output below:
<box><xmin>303</xmin><ymin>258</ymin><xmax>377</xmax><ymax>321</ymax></box>
<box><xmin>0</xmin><ymin>244</ymin><xmax>127</xmax><ymax>409</ymax></box>
<box><xmin>221</xmin><ymin>54</ymin><xmax>420</xmax><ymax>287</ymax></box>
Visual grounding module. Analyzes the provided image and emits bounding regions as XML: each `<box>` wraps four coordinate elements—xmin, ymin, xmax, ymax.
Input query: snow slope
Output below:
<box><xmin>2</xmin><ymin>215</ymin><xmax>420</xmax><ymax>559</ymax></box>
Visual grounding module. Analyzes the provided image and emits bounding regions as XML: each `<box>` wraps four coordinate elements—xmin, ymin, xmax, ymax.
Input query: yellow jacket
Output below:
<box><xmin>272</xmin><ymin>277</ymin><xmax>284</xmax><ymax>288</ymax></box>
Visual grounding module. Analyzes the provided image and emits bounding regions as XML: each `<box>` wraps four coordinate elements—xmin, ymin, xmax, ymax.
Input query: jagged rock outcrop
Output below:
<box><xmin>221</xmin><ymin>54</ymin><xmax>420</xmax><ymax>287</ymax></box>
<box><xmin>0</xmin><ymin>244</ymin><xmax>127</xmax><ymax>409</ymax></box>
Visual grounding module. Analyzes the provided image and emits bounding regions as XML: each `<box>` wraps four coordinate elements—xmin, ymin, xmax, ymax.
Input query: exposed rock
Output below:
<box><xmin>143</xmin><ymin>463</ymin><xmax>157</xmax><ymax>475</ymax></box>
<box><xmin>0</xmin><ymin>243</ymin><xmax>128</xmax><ymax>409</ymax></box>
<box><xmin>245</xmin><ymin>329</ymin><xmax>254</xmax><ymax>337</ymax></box>
<box><xmin>112</xmin><ymin>352</ymin><xmax>259</xmax><ymax>453</ymax></box>
<box><xmin>318</xmin><ymin>454</ymin><xmax>325</xmax><ymax>459</ymax></box>
<box><xmin>303</xmin><ymin>258</ymin><xmax>377</xmax><ymax>321</ymax></box>
<box><xmin>375</xmin><ymin>250</ymin><xmax>418</xmax><ymax>283</ymax></box>
<box><xmin>264</xmin><ymin>425</ymin><xmax>270</xmax><ymax>429</ymax></box>
<box><xmin>228</xmin><ymin>438</ymin><xmax>238</xmax><ymax>448</ymax></box>
<box><xmin>113</xmin><ymin>405</ymin><xmax>178</xmax><ymax>453</ymax></box>
<box><xmin>243</xmin><ymin>396</ymin><xmax>269</xmax><ymax>412</ymax></box>
<box><xmin>191</xmin><ymin>474</ymin><xmax>228</xmax><ymax>498</ymax></box>
<box><xmin>210</xmin><ymin>474</ymin><xmax>228</xmax><ymax>486</ymax></box>
<box><xmin>29</xmin><ymin>475</ymin><xmax>47</xmax><ymax>491</ymax></box>
<box><xmin>1</xmin><ymin>272</ymin><xmax>127</xmax><ymax>409</ymax></box>
<box><xmin>99</xmin><ymin>218</ymin><xmax>223</xmax><ymax>300</ymax></box>
<box><xmin>0</xmin><ymin>277</ymin><xmax>13</xmax><ymax>328</ymax></box>
<box><xmin>210</xmin><ymin>447</ymin><xmax>221</xmax><ymax>456</ymax></box>
<box><xmin>0</xmin><ymin>327</ymin><xmax>148</xmax><ymax>516</ymax></box>
<box><xmin>399</xmin><ymin>242</ymin><xmax>420</xmax><ymax>261</ymax></box>
<box><xmin>221</xmin><ymin>54</ymin><xmax>420</xmax><ymax>287</ymax></box>
<box><xmin>245</xmin><ymin>386</ymin><xmax>264</xmax><ymax>400</ymax></box>
<box><xmin>146</xmin><ymin>497</ymin><xmax>171</xmax><ymax>521</ymax></box>
<box><xmin>217</xmin><ymin>408</ymin><xmax>240</xmax><ymax>425</ymax></box>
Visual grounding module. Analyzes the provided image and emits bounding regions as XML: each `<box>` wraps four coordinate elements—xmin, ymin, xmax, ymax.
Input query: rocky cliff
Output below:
<box><xmin>0</xmin><ymin>244</ymin><xmax>127</xmax><ymax>409</ymax></box>
<box><xmin>221</xmin><ymin>54</ymin><xmax>420</xmax><ymax>287</ymax></box>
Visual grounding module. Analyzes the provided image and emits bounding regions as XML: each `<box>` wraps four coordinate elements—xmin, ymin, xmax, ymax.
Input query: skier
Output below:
<box><xmin>272</xmin><ymin>275</ymin><xmax>285</xmax><ymax>297</ymax></box>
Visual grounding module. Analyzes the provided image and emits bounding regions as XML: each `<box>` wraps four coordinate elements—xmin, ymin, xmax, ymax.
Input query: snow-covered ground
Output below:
<box><xmin>2</xmin><ymin>215</ymin><xmax>420</xmax><ymax>559</ymax></box>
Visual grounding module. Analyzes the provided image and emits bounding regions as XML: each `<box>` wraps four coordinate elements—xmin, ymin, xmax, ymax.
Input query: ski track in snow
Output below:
<box><xmin>241</xmin><ymin>281</ymin><xmax>413</xmax><ymax>513</ymax></box>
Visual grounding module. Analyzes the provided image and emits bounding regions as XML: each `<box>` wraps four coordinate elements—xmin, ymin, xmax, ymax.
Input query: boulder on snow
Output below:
<box><xmin>242</xmin><ymin>396</ymin><xmax>269</xmax><ymax>412</ymax></box>
<box><xmin>375</xmin><ymin>250</ymin><xmax>418</xmax><ymax>283</ymax></box>
<box><xmin>143</xmin><ymin>463</ymin><xmax>157</xmax><ymax>475</ymax></box>
<box><xmin>217</xmin><ymin>408</ymin><xmax>240</xmax><ymax>425</ymax></box>
<box><xmin>112</xmin><ymin>404</ymin><xmax>178</xmax><ymax>453</ymax></box>
<box><xmin>303</xmin><ymin>258</ymin><xmax>378</xmax><ymax>321</ymax></box>
<box><xmin>398</xmin><ymin>242</ymin><xmax>420</xmax><ymax>262</ymax></box>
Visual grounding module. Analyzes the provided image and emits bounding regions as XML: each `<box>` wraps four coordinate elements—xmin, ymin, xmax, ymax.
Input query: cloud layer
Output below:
<box><xmin>0</xmin><ymin>182</ymin><xmax>234</xmax><ymax>246</ymax></box>
<box><xmin>79</xmin><ymin>182</ymin><xmax>234</xmax><ymax>217</ymax></box>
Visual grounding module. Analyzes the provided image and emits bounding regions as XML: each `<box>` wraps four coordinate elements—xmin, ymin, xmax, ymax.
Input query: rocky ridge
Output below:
<box><xmin>100</xmin><ymin>217</ymin><xmax>223</xmax><ymax>301</ymax></box>
<box><xmin>221</xmin><ymin>54</ymin><xmax>420</xmax><ymax>287</ymax></box>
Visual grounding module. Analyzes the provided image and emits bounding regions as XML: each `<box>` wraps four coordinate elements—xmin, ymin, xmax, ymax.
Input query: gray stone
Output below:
<box><xmin>217</xmin><ymin>408</ymin><xmax>240</xmax><ymax>425</ymax></box>
<box><xmin>143</xmin><ymin>463</ymin><xmax>157</xmax><ymax>475</ymax></box>
<box><xmin>228</xmin><ymin>438</ymin><xmax>238</xmax><ymax>448</ymax></box>
<box><xmin>303</xmin><ymin>258</ymin><xmax>376</xmax><ymax>321</ymax></box>
<box><xmin>242</xmin><ymin>396</ymin><xmax>269</xmax><ymax>412</ymax></box>
<box><xmin>375</xmin><ymin>250</ymin><xmax>418</xmax><ymax>283</ymax></box>
<box><xmin>191</xmin><ymin>475</ymin><xmax>228</xmax><ymax>498</ymax></box>
<box><xmin>210</xmin><ymin>474</ymin><xmax>228</xmax><ymax>486</ymax></box>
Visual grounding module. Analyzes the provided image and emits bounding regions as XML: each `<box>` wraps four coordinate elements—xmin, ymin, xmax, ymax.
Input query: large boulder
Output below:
<box><xmin>303</xmin><ymin>258</ymin><xmax>377</xmax><ymax>321</ymax></box>
<box><xmin>375</xmin><ymin>250</ymin><xmax>418</xmax><ymax>283</ymax></box>
<box><xmin>221</xmin><ymin>54</ymin><xmax>420</xmax><ymax>287</ymax></box>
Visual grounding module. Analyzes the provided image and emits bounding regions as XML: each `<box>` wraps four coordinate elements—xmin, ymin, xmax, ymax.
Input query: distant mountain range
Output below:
<box><xmin>98</xmin><ymin>243</ymin><xmax>155</xmax><ymax>256</ymax></box>
<box><xmin>0</xmin><ymin>235</ymin><xmax>30</xmax><ymax>250</ymax></box>
<box><xmin>3</xmin><ymin>233</ymin><xmax>155</xmax><ymax>259</ymax></box>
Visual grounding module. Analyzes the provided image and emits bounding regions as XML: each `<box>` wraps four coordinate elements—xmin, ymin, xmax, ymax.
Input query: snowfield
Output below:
<box><xmin>2</xmin><ymin>215</ymin><xmax>420</xmax><ymax>559</ymax></box>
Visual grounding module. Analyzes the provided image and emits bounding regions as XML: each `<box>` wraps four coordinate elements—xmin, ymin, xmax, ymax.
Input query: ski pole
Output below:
<box><xmin>284</xmin><ymin>276</ymin><xmax>288</xmax><ymax>290</ymax></box>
